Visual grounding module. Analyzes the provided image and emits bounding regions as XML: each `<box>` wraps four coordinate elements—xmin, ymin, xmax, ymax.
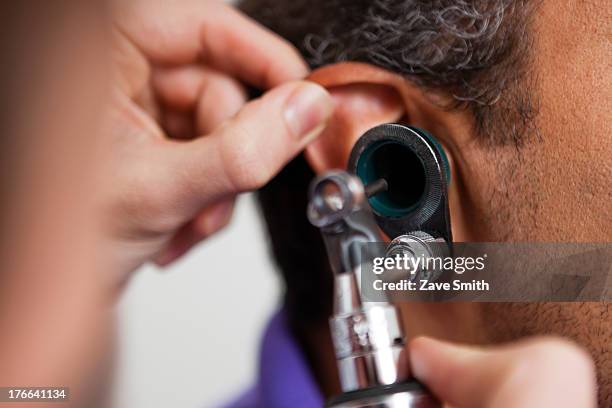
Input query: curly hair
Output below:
<box><xmin>241</xmin><ymin>0</ymin><xmax>540</xmax><ymax>146</ymax></box>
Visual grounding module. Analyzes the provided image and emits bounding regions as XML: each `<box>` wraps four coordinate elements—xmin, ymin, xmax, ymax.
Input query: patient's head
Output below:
<box><xmin>240</xmin><ymin>0</ymin><xmax>610</xmax><ymax>402</ymax></box>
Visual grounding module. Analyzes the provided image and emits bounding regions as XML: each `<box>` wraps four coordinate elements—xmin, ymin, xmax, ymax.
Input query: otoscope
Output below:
<box><xmin>307</xmin><ymin>124</ymin><xmax>452</xmax><ymax>408</ymax></box>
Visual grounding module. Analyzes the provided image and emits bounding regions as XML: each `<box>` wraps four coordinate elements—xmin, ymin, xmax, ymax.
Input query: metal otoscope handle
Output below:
<box><xmin>307</xmin><ymin>171</ymin><xmax>441</xmax><ymax>408</ymax></box>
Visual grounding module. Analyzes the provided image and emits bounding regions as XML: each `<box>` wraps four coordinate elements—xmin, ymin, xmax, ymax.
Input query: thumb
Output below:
<box><xmin>165</xmin><ymin>80</ymin><xmax>333</xmax><ymax>214</ymax></box>
<box><xmin>409</xmin><ymin>336</ymin><xmax>597</xmax><ymax>408</ymax></box>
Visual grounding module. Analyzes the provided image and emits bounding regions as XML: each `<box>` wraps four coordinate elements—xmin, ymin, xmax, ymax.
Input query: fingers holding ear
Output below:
<box><xmin>163</xmin><ymin>80</ymin><xmax>333</xmax><ymax>218</ymax></box>
<box><xmin>148</xmin><ymin>75</ymin><xmax>334</xmax><ymax>269</ymax></box>
<box><xmin>150</xmin><ymin>66</ymin><xmax>249</xmax><ymax>265</ymax></box>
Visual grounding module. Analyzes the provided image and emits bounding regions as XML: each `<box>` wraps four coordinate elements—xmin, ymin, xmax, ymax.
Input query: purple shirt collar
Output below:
<box><xmin>222</xmin><ymin>310</ymin><xmax>323</xmax><ymax>408</ymax></box>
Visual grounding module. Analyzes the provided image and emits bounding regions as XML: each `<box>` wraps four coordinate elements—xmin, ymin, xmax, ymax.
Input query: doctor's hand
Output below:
<box><xmin>410</xmin><ymin>336</ymin><xmax>597</xmax><ymax>407</ymax></box>
<box><xmin>102</xmin><ymin>0</ymin><xmax>333</xmax><ymax>285</ymax></box>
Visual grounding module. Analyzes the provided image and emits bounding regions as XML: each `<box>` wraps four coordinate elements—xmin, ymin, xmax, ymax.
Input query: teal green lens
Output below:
<box><xmin>356</xmin><ymin>141</ymin><xmax>426</xmax><ymax>217</ymax></box>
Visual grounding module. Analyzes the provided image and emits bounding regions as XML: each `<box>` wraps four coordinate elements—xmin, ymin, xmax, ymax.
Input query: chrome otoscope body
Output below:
<box><xmin>308</xmin><ymin>171</ymin><xmax>440</xmax><ymax>408</ymax></box>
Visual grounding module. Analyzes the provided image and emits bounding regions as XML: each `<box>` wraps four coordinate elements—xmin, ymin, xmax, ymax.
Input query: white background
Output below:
<box><xmin>113</xmin><ymin>195</ymin><xmax>281</xmax><ymax>408</ymax></box>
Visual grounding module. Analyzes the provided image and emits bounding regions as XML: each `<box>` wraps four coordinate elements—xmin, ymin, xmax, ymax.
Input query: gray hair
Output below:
<box><xmin>238</xmin><ymin>0</ymin><xmax>542</xmax><ymax>324</ymax></box>
<box><xmin>240</xmin><ymin>0</ymin><xmax>540</xmax><ymax>146</ymax></box>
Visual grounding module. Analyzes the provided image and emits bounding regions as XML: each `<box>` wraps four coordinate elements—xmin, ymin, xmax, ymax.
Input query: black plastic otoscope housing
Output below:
<box><xmin>348</xmin><ymin>124</ymin><xmax>452</xmax><ymax>243</ymax></box>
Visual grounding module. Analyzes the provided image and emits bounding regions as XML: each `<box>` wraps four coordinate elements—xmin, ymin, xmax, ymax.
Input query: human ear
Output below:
<box><xmin>304</xmin><ymin>65</ymin><xmax>402</xmax><ymax>173</ymax></box>
<box><xmin>304</xmin><ymin>62</ymin><xmax>453</xmax><ymax>174</ymax></box>
<box><xmin>303</xmin><ymin>81</ymin><xmax>404</xmax><ymax>173</ymax></box>
<box><xmin>305</xmin><ymin>62</ymin><xmax>478</xmax><ymax>241</ymax></box>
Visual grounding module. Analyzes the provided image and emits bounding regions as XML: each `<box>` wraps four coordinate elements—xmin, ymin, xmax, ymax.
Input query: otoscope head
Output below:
<box><xmin>348</xmin><ymin>124</ymin><xmax>453</xmax><ymax>242</ymax></box>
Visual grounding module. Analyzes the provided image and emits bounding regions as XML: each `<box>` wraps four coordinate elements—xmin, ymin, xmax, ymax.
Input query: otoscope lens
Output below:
<box><xmin>357</xmin><ymin>141</ymin><xmax>426</xmax><ymax>217</ymax></box>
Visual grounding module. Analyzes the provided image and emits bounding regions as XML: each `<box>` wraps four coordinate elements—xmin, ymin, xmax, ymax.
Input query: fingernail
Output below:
<box><xmin>284</xmin><ymin>82</ymin><xmax>333</xmax><ymax>144</ymax></box>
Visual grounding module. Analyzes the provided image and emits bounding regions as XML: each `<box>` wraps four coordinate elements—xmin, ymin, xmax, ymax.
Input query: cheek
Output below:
<box><xmin>528</xmin><ymin>0</ymin><xmax>612</xmax><ymax>241</ymax></box>
<box><xmin>446</xmin><ymin>144</ymin><xmax>505</xmax><ymax>241</ymax></box>
<box><xmin>448</xmin><ymin>143</ymin><xmax>546</xmax><ymax>241</ymax></box>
